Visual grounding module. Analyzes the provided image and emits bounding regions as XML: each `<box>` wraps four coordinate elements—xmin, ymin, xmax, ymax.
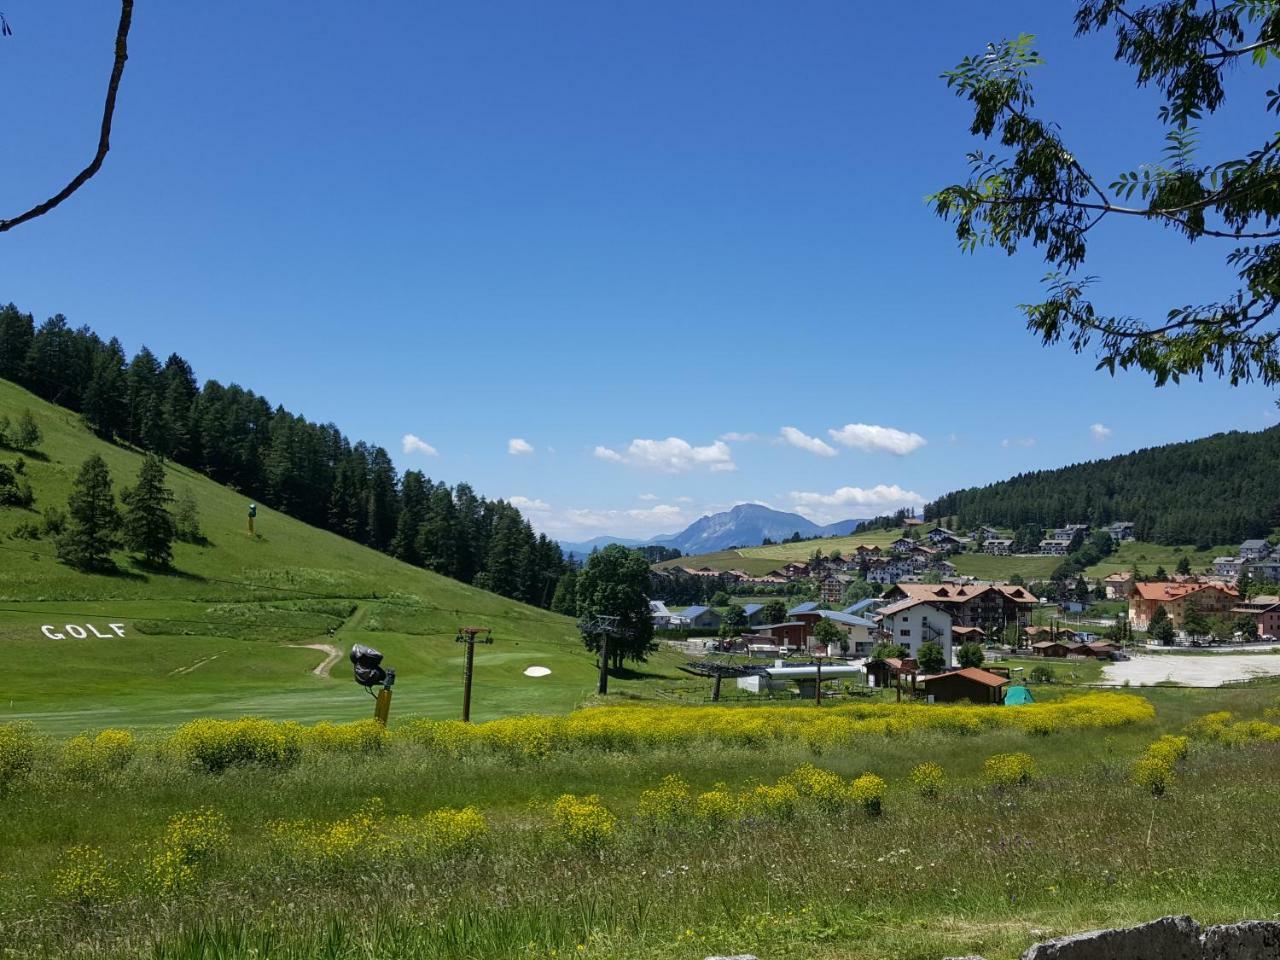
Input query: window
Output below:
<box><xmin>900</xmin><ymin>628</ymin><xmax>911</xmax><ymax>637</ymax></box>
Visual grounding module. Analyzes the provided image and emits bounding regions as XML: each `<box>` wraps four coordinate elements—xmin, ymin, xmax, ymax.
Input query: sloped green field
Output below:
<box><xmin>0</xmin><ymin>380</ymin><xmax>669</xmax><ymax>732</ymax></box>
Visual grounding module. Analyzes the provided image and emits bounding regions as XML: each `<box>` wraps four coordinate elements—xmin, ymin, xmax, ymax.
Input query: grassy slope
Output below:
<box><xmin>0</xmin><ymin>380</ymin><xmax>678</xmax><ymax>732</ymax></box>
<box><xmin>654</xmin><ymin>528</ymin><xmax>915</xmax><ymax>575</ymax></box>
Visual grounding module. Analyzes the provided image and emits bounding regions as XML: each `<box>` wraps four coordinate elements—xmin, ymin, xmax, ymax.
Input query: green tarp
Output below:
<box><xmin>1004</xmin><ymin>685</ymin><xmax>1034</xmax><ymax>705</ymax></box>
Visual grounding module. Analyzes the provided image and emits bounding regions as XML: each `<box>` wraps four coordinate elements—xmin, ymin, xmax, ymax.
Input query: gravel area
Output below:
<box><xmin>1102</xmin><ymin>654</ymin><xmax>1280</xmax><ymax>687</ymax></box>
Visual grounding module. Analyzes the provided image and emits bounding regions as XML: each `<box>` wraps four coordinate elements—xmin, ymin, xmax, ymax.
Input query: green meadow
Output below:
<box><xmin>0</xmin><ymin>379</ymin><xmax>680</xmax><ymax>733</ymax></box>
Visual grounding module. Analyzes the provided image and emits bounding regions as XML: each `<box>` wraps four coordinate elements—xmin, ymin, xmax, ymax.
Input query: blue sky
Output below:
<box><xmin>1</xmin><ymin>1</ymin><xmax>1274</xmax><ymax>541</ymax></box>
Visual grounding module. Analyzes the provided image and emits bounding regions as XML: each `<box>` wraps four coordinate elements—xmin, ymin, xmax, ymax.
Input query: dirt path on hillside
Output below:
<box><xmin>289</xmin><ymin>603</ymin><xmax>364</xmax><ymax>679</ymax></box>
<box><xmin>291</xmin><ymin>642</ymin><xmax>343</xmax><ymax>678</ymax></box>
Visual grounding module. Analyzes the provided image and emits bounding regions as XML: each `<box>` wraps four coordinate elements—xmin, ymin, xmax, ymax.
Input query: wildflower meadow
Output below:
<box><xmin>0</xmin><ymin>686</ymin><xmax>1278</xmax><ymax>959</ymax></box>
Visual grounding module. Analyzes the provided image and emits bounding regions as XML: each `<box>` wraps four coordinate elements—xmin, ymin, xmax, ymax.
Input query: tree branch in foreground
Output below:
<box><xmin>0</xmin><ymin>0</ymin><xmax>133</xmax><ymax>234</ymax></box>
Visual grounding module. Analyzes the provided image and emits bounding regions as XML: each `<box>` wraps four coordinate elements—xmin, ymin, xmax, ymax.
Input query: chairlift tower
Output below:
<box><xmin>579</xmin><ymin>614</ymin><xmax>623</xmax><ymax>695</ymax></box>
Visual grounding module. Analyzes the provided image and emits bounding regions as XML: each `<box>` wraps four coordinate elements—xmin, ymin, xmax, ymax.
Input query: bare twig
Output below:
<box><xmin>0</xmin><ymin>0</ymin><xmax>133</xmax><ymax>233</ymax></box>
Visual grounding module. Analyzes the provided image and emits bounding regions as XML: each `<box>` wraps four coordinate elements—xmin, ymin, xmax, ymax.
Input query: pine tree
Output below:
<box><xmin>159</xmin><ymin>353</ymin><xmax>198</xmax><ymax>460</ymax></box>
<box><xmin>121</xmin><ymin>455</ymin><xmax>176</xmax><ymax>567</ymax></box>
<box><xmin>390</xmin><ymin>470</ymin><xmax>429</xmax><ymax>565</ymax></box>
<box><xmin>0</xmin><ymin>303</ymin><xmax>34</xmax><ymax>382</ymax></box>
<box><xmin>1149</xmin><ymin>605</ymin><xmax>1176</xmax><ymax>646</ymax></box>
<box><xmin>81</xmin><ymin>343</ymin><xmax>128</xmax><ymax>439</ymax></box>
<box><xmin>56</xmin><ymin>455</ymin><xmax>122</xmax><ymax>570</ymax></box>
<box><xmin>1237</xmin><ymin>567</ymin><xmax>1254</xmax><ymax>602</ymax></box>
<box><xmin>364</xmin><ymin>446</ymin><xmax>399</xmax><ymax>551</ymax></box>
<box><xmin>125</xmin><ymin>346</ymin><xmax>162</xmax><ymax>447</ymax></box>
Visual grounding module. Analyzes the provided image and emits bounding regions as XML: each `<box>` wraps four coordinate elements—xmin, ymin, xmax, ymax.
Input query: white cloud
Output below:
<box><xmin>401</xmin><ymin>433</ymin><xmax>439</xmax><ymax>457</ymax></box>
<box><xmin>789</xmin><ymin>484</ymin><xmax>927</xmax><ymax>525</ymax></box>
<box><xmin>1090</xmin><ymin>423</ymin><xmax>1112</xmax><ymax>441</ymax></box>
<box><xmin>534</xmin><ymin>503</ymin><xmax>691</xmax><ymax>541</ymax></box>
<box><xmin>1001</xmin><ymin>437</ymin><xmax>1036</xmax><ymax>448</ymax></box>
<box><xmin>828</xmin><ymin>423</ymin><xmax>926</xmax><ymax>456</ymax></box>
<box><xmin>779</xmin><ymin>426</ymin><xmax>837</xmax><ymax>457</ymax></box>
<box><xmin>594</xmin><ymin>437</ymin><xmax>735</xmax><ymax>473</ymax></box>
<box><xmin>719</xmin><ymin>431</ymin><xmax>759</xmax><ymax>442</ymax></box>
<box><xmin>508</xmin><ymin>496</ymin><xmax>551</xmax><ymax>512</ymax></box>
<box><xmin>508</xmin><ymin>437</ymin><xmax>534</xmax><ymax>456</ymax></box>
<box><xmin>638</xmin><ymin>493</ymin><xmax>659</xmax><ymax>501</ymax></box>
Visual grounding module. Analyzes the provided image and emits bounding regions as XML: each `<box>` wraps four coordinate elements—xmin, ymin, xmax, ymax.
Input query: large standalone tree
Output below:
<box><xmin>576</xmin><ymin>545</ymin><xmax>655</xmax><ymax>669</ymax></box>
<box><xmin>57</xmin><ymin>455</ymin><xmax>122</xmax><ymax>571</ymax></box>
<box><xmin>934</xmin><ymin>2</ymin><xmax>1280</xmax><ymax>387</ymax></box>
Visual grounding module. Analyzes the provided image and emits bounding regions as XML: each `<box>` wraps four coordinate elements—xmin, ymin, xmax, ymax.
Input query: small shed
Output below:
<box><xmin>919</xmin><ymin>667</ymin><xmax>1010</xmax><ymax>705</ymax></box>
<box><xmin>865</xmin><ymin>656</ymin><xmax>919</xmax><ymax>689</ymax></box>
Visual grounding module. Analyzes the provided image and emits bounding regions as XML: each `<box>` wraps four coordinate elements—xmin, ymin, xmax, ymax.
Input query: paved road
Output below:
<box><xmin>1102</xmin><ymin>654</ymin><xmax>1280</xmax><ymax>687</ymax></box>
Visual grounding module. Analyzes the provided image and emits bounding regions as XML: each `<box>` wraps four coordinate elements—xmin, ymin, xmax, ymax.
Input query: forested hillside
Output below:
<box><xmin>926</xmin><ymin>427</ymin><xmax>1280</xmax><ymax>546</ymax></box>
<box><xmin>0</xmin><ymin>302</ymin><xmax>565</xmax><ymax>607</ymax></box>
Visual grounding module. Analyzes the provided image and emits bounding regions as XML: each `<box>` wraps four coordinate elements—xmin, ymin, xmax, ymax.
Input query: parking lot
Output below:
<box><xmin>1102</xmin><ymin>653</ymin><xmax>1280</xmax><ymax>687</ymax></box>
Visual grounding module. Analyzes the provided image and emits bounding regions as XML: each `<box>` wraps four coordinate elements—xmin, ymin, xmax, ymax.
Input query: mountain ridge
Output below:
<box><xmin>558</xmin><ymin>503</ymin><xmax>867</xmax><ymax>556</ymax></box>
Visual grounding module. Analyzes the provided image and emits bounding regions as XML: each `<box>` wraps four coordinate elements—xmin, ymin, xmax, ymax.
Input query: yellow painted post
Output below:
<box><xmin>374</xmin><ymin>687</ymin><xmax>392</xmax><ymax>726</ymax></box>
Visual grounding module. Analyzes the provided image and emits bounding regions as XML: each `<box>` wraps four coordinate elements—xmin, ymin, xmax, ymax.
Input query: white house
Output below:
<box><xmin>1213</xmin><ymin>557</ymin><xmax>1246</xmax><ymax>580</ymax></box>
<box><xmin>875</xmin><ymin>598</ymin><xmax>954</xmax><ymax>664</ymax></box>
<box><xmin>983</xmin><ymin>539</ymin><xmax>1013</xmax><ymax>556</ymax></box>
<box><xmin>1039</xmin><ymin>538</ymin><xmax>1073</xmax><ymax>556</ymax></box>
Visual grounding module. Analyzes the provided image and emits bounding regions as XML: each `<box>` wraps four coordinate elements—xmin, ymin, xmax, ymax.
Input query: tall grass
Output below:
<box><xmin>1</xmin><ymin>689</ymin><xmax>1278</xmax><ymax>959</ymax></box>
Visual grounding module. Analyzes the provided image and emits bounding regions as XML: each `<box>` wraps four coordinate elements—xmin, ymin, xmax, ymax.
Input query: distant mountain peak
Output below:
<box><xmin>559</xmin><ymin>502</ymin><xmax>867</xmax><ymax>557</ymax></box>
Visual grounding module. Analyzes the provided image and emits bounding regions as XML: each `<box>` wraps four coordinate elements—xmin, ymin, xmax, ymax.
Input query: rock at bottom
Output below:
<box><xmin>1022</xmin><ymin>915</ymin><xmax>1202</xmax><ymax>960</ymax></box>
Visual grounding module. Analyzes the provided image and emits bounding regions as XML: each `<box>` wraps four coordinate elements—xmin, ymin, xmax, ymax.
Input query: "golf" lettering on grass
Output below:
<box><xmin>40</xmin><ymin>623</ymin><xmax>126</xmax><ymax>640</ymax></box>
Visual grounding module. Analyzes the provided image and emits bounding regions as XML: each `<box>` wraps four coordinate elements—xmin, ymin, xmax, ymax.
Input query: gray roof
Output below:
<box><xmin>682</xmin><ymin>605</ymin><xmax>710</xmax><ymax>617</ymax></box>
<box><xmin>844</xmin><ymin>598</ymin><xmax>886</xmax><ymax>614</ymax></box>
<box><xmin>788</xmin><ymin>601</ymin><xmax>820</xmax><ymax>615</ymax></box>
<box><xmin>1242</xmin><ymin>539</ymin><xmax>1270</xmax><ymax>549</ymax></box>
<box><xmin>818</xmin><ymin>610</ymin><xmax>877</xmax><ymax>628</ymax></box>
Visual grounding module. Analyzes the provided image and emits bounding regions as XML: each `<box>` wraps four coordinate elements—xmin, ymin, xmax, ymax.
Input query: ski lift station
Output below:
<box><xmin>736</xmin><ymin>660</ymin><xmax>864</xmax><ymax>698</ymax></box>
